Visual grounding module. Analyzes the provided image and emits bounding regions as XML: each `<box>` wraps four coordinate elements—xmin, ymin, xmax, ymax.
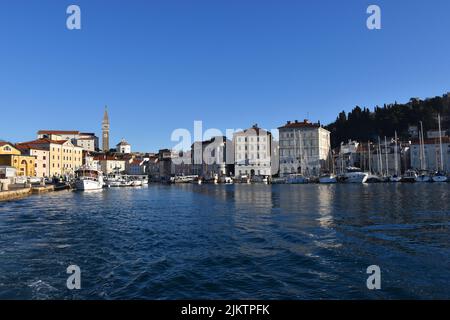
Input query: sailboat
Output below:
<box><xmin>432</xmin><ymin>115</ymin><xmax>447</xmax><ymax>182</ymax></box>
<box><xmin>415</xmin><ymin>122</ymin><xmax>432</xmax><ymax>182</ymax></box>
<box><xmin>319</xmin><ymin>148</ymin><xmax>337</xmax><ymax>183</ymax></box>
<box><xmin>390</xmin><ymin>132</ymin><xmax>402</xmax><ymax>182</ymax></box>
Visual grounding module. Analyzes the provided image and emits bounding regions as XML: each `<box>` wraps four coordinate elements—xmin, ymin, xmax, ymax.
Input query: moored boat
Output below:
<box><xmin>74</xmin><ymin>167</ymin><xmax>104</xmax><ymax>190</ymax></box>
<box><xmin>432</xmin><ymin>171</ymin><xmax>448</xmax><ymax>182</ymax></box>
<box><xmin>319</xmin><ymin>173</ymin><xmax>337</xmax><ymax>184</ymax></box>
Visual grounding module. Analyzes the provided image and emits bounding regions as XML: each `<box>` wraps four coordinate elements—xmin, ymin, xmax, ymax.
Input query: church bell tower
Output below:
<box><xmin>102</xmin><ymin>106</ymin><xmax>110</xmax><ymax>152</ymax></box>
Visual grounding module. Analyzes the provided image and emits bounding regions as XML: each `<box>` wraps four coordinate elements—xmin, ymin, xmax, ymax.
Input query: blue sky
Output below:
<box><xmin>1</xmin><ymin>0</ymin><xmax>450</xmax><ymax>151</ymax></box>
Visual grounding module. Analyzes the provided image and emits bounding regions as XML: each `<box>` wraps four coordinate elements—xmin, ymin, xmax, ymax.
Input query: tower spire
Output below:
<box><xmin>102</xmin><ymin>106</ymin><xmax>110</xmax><ymax>152</ymax></box>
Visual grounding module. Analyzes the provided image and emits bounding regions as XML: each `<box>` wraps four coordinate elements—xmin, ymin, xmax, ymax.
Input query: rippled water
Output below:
<box><xmin>0</xmin><ymin>184</ymin><xmax>449</xmax><ymax>299</ymax></box>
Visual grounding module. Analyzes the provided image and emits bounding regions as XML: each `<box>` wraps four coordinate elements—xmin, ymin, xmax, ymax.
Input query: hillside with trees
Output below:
<box><xmin>325</xmin><ymin>92</ymin><xmax>450</xmax><ymax>148</ymax></box>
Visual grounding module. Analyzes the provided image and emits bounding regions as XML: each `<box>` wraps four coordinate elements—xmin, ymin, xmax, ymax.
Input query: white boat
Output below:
<box><xmin>343</xmin><ymin>171</ymin><xmax>369</xmax><ymax>183</ymax></box>
<box><xmin>340</xmin><ymin>168</ymin><xmax>368</xmax><ymax>183</ymax></box>
<box><xmin>432</xmin><ymin>171</ymin><xmax>448</xmax><ymax>182</ymax></box>
<box><xmin>401</xmin><ymin>170</ymin><xmax>417</xmax><ymax>183</ymax></box>
<box><xmin>319</xmin><ymin>173</ymin><xmax>337</xmax><ymax>184</ymax></box>
<box><xmin>389</xmin><ymin>175</ymin><xmax>402</xmax><ymax>182</ymax></box>
<box><xmin>220</xmin><ymin>176</ymin><xmax>234</xmax><ymax>184</ymax></box>
<box><xmin>131</xmin><ymin>180</ymin><xmax>143</xmax><ymax>186</ymax></box>
<box><xmin>286</xmin><ymin>174</ymin><xmax>309</xmax><ymax>184</ymax></box>
<box><xmin>251</xmin><ymin>175</ymin><xmax>269</xmax><ymax>184</ymax></box>
<box><xmin>415</xmin><ymin>171</ymin><xmax>432</xmax><ymax>183</ymax></box>
<box><xmin>74</xmin><ymin>167</ymin><xmax>104</xmax><ymax>190</ymax></box>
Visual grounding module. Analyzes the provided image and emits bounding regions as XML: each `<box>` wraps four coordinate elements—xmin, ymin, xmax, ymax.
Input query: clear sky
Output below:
<box><xmin>1</xmin><ymin>0</ymin><xmax>450</xmax><ymax>151</ymax></box>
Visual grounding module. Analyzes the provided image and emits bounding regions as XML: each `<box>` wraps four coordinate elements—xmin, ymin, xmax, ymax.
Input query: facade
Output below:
<box><xmin>16</xmin><ymin>139</ymin><xmax>83</xmax><ymax>177</ymax></box>
<box><xmin>116</xmin><ymin>139</ymin><xmax>131</xmax><ymax>154</ymax></box>
<box><xmin>37</xmin><ymin>130</ymin><xmax>99</xmax><ymax>152</ymax></box>
<box><xmin>126</xmin><ymin>158</ymin><xmax>147</xmax><ymax>175</ymax></box>
<box><xmin>191</xmin><ymin>136</ymin><xmax>234</xmax><ymax>179</ymax></box>
<box><xmin>278</xmin><ymin>120</ymin><xmax>331</xmax><ymax>177</ymax></box>
<box><xmin>0</xmin><ymin>142</ymin><xmax>35</xmax><ymax>177</ymax></box>
<box><xmin>102</xmin><ymin>107</ymin><xmax>110</xmax><ymax>152</ymax></box>
<box><xmin>233</xmin><ymin>124</ymin><xmax>272</xmax><ymax>178</ymax></box>
<box><xmin>94</xmin><ymin>155</ymin><xmax>126</xmax><ymax>174</ymax></box>
<box><xmin>410</xmin><ymin>137</ymin><xmax>450</xmax><ymax>171</ymax></box>
<box><xmin>16</xmin><ymin>144</ymin><xmax>50</xmax><ymax>177</ymax></box>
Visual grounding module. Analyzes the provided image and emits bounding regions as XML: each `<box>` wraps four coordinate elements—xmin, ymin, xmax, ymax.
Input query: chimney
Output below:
<box><xmin>287</xmin><ymin>121</ymin><xmax>291</xmax><ymax>124</ymax></box>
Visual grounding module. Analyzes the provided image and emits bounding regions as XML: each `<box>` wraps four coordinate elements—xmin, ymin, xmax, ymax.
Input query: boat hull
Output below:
<box><xmin>432</xmin><ymin>175</ymin><xmax>448</xmax><ymax>182</ymax></box>
<box><xmin>75</xmin><ymin>179</ymin><xmax>103</xmax><ymax>190</ymax></box>
<box><xmin>342</xmin><ymin>172</ymin><xmax>368</xmax><ymax>183</ymax></box>
<box><xmin>319</xmin><ymin>176</ymin><xmax>337</xmax><ymax>184</ymax></box>
<box><xmin>415</xmin><ymin>175</ymin><xmax>432</xmax><ymax>182</ymax></box>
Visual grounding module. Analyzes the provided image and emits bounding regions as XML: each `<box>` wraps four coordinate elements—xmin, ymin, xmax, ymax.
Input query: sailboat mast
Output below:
<box><xmin>438</xmin><ymin>114</ymin><xmax>444</xmax><ymax>172</ymax></box>
<box><xmin>394</xmin><ymin>131</ymin><xmax>399</xmax><ymax>176</ymax></box>
<box><xmin>378</xmin><ymin>137</ymin><xmax>383</xmax><ymax>175</ymax></box>
<box><xmin>384</xmin><ymin>136</ymin><xmax>389</xmax><ymax>176</ymax></box>
<box><xmin>420</xmin><ymin>121</ymin><xmax>426</xmax><ymax>170</ymax></box>
<box><xmin>368</xmin><ymin>141</ymin><xmax>371</xmax><ymax>173</ymax></box>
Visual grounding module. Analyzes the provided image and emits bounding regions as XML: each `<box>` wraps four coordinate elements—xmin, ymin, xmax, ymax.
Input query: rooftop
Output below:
<box><xmin>38</xmin><ymin>130</ymin><xmax>80</xmax><ymax>135</ymax></box>
<box><xmin>278</xmin><ymin>119</ymin><xmax>321</xmax><ymax>129</ymax></box>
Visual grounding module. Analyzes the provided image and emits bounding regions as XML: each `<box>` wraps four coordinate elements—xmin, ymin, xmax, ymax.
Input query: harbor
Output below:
<box><xmin>1</xmin><ymin>183</ymin><xmax>449</xmax><ymax>299</ymax></box>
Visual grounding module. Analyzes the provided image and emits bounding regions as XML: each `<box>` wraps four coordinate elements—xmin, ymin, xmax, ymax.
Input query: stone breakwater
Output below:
<box><xmin>0</xmin><ymin>185</ymin><xmax>55</xmax><ymax>202</ymax></box>
<box><xmin>0</xmin><ymin>188</ymin><xmax>31</xmax><ymax>202</ymax></box>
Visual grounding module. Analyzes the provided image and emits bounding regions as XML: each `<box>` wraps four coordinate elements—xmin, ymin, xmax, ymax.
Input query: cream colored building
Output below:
<box><xmin>233</xmin><ymin>124</ymin><xmax>273</xmax><ymax>178</ymax></box>
<box><xmin>17</xmin><ymin>138</ymin><xmax>83</xmax><ymax>177</ymax></box>
<box><xmin>278</xmin><ymin>120</ymin><xmax>331</xmax><ymax>177</ymax></box>
<box><xmin>94</xmin><ymin>155</ymin><xmax>126</xmax><ymax>174</ymax></box>
<box><xmin>16</xmin><ymin>144</ymin><xmax>50</xmax><ymax>177</ymax></box>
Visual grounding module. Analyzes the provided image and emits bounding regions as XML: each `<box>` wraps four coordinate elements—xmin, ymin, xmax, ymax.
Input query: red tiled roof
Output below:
<box><xmin>278</xmin><ymin>120</ymin><xmax>320</xmax><ymax>129</ymax></box>
<box><xmin>18</xmin><ymin>138</ymin><xmax>70</xmax><ymax>145</ymax></box>
<box><xmin>234</xmin><ymin>125</ymin><xmax>272</xmax><ymax>136</ymax></box>
<box><xmin>38</xmin><ymin>130</ymin><xmax>80</xmax><ymax>135</ymax></box>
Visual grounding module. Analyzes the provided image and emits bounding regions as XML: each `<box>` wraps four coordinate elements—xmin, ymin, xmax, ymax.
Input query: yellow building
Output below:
<box><xmin>17</xmin><ymin>139</ymin><xmax>83</xmax><ymax>177</ymax></box>
<box><xmin>0</xmin><ymin>142</ymin><xmax>36</xmax><ymax>176</ymax></box>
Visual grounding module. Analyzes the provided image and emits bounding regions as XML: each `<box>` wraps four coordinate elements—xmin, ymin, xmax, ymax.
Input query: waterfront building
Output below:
<box><xmin>126</xmin><ymin>158</ymin><xmax>147</xmax><ymax>175</ymax></box>
<box><xmin>37</xmin><ymin>130</ymin><xmax>99</xmax><ymax>152</ymax></box>
<box><xmin>0</xmin><ymin>142</ymin><xmax>36</xmax><ymax>177</ymax></box>
<box><xmin>191</xmin><ymin>136</ymin><xmax>234</xmax><ymax>179</ymax></box>
<box><xmin>278</xmin><ymin>120</ymin><xmax>331</xmax><ymax>177</ymax></box>
<box><xmin>15</xmin><ymin>143</ymin><xmax>50</xmax><ymax>177</ymax></box>
<box><xmin>94</xmin><ymin>154</ymin><xmax>126</xmax><ymax>175</ymax></box>
<box><xmin>146</xmin><ymin>155</ymin><xmax>160</xmax><ymax>181</ymax></box>
<box><xmin>116</xmin><ymin>139</ymin><xmax>131</xmax><ymax>154</ymax></box>
<box><xmin>410</xmin><ymin>137</ymin><xmax>450</xmax><ymax>171</ymax></box>
<box><xmin>233</xmin><ymin>124</ymin><xmax>272</xmax><ymax>178</ymax></box>
<box><xmin>16</xmin><ymin>139</ymin><xmax>83</xmax><ymax>177</ymax></box>
<box><xmin>102</xmin><ymin>107</ymin><xmax>110</xmax><ymax>152</ymax></box>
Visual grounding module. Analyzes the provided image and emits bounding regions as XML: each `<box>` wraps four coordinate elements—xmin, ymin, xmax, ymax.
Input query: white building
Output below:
<box><xmin>94</xmin><ymin>155</ymin><xmax>126</xmax><ymax>174</ymax></box>
<box><xmin>278</xmin><ymin>120</ymin><xmax>331</xmax><ymax>177</ymax></box>
<box><xmin>116</xmin><ymin>139</ymin><xmax>131</xmax><ymax>154</ymax></box>
<box><xmin>410</xmin><ymin>137</ymin><xmax>450</xmax><ymax>171</ymax></box>
<box><xmin>233</xmin><ymin>124</ymin><xmax>272</xmax><ymax>178</ymax></box>
<box><xmin>191</xmin><ymin>136</ymin><xmax>233</xmax><ymax>179</ymax></box>
<box><xmin>37</xmin><ymin>130</ymin><xmax>99</xmax><ymax>152</ymax></box>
